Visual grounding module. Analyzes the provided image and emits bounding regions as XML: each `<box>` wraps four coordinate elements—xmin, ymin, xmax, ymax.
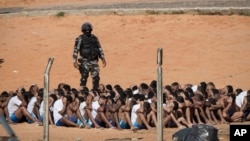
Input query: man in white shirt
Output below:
<box><xmin>27</xmin><ymin>88</ymin><xmax>43</xmax><ymax>123</ymax></box>
<box><xmin>236</xmin><ymin>91</ymin><xmax>247</xmax><ymax>108</ymax></box>
<box><xmin>27</xmin><ymin>96</ymin><xmax>38</xmax><ymax>123</ymax></box>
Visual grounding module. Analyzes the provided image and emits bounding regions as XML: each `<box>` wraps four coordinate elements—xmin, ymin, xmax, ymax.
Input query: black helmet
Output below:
<box><xmin>81</xmin><ymin>22</ymin><xmax>93</xmax><ymax>33</ymax></box>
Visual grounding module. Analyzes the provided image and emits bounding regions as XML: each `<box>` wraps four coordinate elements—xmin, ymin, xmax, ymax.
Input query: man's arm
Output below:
<box><xmin>17</xmin><ymin>91</ymin><xmax>27</xmax><ymax>107</ymax></box>
<box><xmin>95</xmin><ymin>37</ymin><xmax>106</xmax><ymax>67</ymax></box>
<box><xmin>73</xmin><ymin>36</ymin><xmax>81</xmax><ymax>68</ymax></box>
<box><xmin>59</xmin><ymin>97</ymin><xmax>67</xmax><ymax>115</ymax></box>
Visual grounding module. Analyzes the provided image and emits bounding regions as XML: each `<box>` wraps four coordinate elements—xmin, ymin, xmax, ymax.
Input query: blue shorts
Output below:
<box><xmin>10</xmin><ymin>113</ymin><xmax>21</xmax><ymax>123</ymax></box>
<box><xmin>56</xmin><ymin>119</ymin><xmax>65</xmax><ymax>126</ymax></box>
<box><xmin>119</xmin><ymin>120</ymin><xmax>129</xmax><ymax>129</ymax></box>
<box><xmin>133</xmin><ymin>121</ymin><xmax>145</xmax><ymax>129</ymax></box>
<box><xmin>69</xmin><ymin>116</ymin><xmax>77</xmax><ymax>123</ymax></box>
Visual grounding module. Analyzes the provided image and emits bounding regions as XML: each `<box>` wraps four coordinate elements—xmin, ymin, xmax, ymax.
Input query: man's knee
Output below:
<box><xmin>20</xmin><ymin>106</ymin><xmax>27</xmax><ymax>111</ymax></box>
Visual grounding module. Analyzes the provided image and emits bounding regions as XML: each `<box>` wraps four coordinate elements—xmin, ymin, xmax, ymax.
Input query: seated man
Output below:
<box><xmin>208</xmin><ymin>91</ymin><xmax>229</xmax><ymax>124</ymax></box>
<box><xmin>176</xmin><ymin>90</ymin><xmax>194</xmax><ymax>127</ymax></box>
<box><xmin>192</xmin><ymin>93</ymin><xmax>210</xmax><ymax>124</ymax></box>
<box><xmin>223</xmin><ymin>94</ymin><xmax>244</xmax><ymax>122</ymax></box>
<box><xmin>7</xmin><ymin>87</ymin><xmax>40</xmax><ymax>124</ymax></box>
<box><xmin>53</xmin><ymin>89</ymin><xmax>82</xmax><ymax>128</ymax></box>
<box><xmin>241</xmin><ymin>90</ymin><xmax>250</xmax><ymax>121</ymax></box>
<box><xmin>0</xmin><ymin>91</ymin><xmax>11</xmax><ymax>122</ymax></box>
<box><xmin>83</xmin><ymin>90</ymin><xmax>101</xmax><ymax>128</ymax></box>
<box><xmin>117</xmin><ymin>91</ymin><xmax>137</xmax><ymax>130</ymax></box>
<box><xmin>39</xmin><ymin>92</ymin><xmax>57</xmax><ymax>125</ymax></box>
<box><xmin>131</xmin><ymin>94</ymin><xmax>153</xmax><ymax>130</ymax></box>
<box><xmin>27</xmin><ymin>85</ymin><xmax>42</xmax><ymax>124</ymax></box>
<box><xmin>163</xmin><ymin>97</ymin><xmax>186</xmax><ymax>129</ymax></box>
<box><xmin>146</xmin><ymin>94</ymin><xmax>157</xmax><ymax>128</ymax></box>
<box><xmin>175</xmin><ymin>96</ymin><xmax>192</xmax><ymax>128</ymax></box>
<box><xmin>92</xmin><ymin>95</ymin><xmax>115</xmax><ymax>128</ymax></box>
<box><xmin>66</xmin><ymin>90</ymin><xmax>89</xmax><ymax>128</ymax></box>
<box><xmin>105</xmin><ymin>95</ymin><xmax>121</xmax><ymax>129</ymax></box>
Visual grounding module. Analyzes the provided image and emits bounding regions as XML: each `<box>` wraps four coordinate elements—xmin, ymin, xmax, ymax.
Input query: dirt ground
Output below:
<box><xmin>1</xmin><ymin>0</ymin><xmax>250</xmax><ymax>141</ymax></box>
<box><xmin>0</xmin><ymin>122</ymin><xmax>231</xmax><ymax>141</ymax></box>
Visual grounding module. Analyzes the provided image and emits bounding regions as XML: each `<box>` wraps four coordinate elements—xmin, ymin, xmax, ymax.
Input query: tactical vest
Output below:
<box><xmin>79</xmin><ymin>34</ymin><xmax>100</xmax><ymax>61</ymax></box>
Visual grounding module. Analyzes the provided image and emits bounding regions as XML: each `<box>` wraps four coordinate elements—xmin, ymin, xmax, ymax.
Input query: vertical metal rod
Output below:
<box><xmin>0</xmin><ymin>113</ymin><xmax>17</xmax><ymax>138</ymax></box>
<box><xmin>43</xmin><ymin>57</ymin><xmax>54</xmax><ymax>141</ymax></box>
<box><xmin>157</xmin><ymin>48</ymin><xmax>163</xmax><ymax>141</ymax></box>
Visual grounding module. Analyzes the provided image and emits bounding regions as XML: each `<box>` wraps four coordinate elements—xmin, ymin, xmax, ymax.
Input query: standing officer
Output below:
<box><xmin>73</xmin><ymin>22</ymin><xmax>106</xmax><ymax>91</ymax></box>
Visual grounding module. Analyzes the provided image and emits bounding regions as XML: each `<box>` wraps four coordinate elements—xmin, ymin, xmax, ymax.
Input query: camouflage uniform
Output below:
<box><xmin>73</xmin><ymin>33</ymin><xmax>105</xmax><ymax>90</ymax></box>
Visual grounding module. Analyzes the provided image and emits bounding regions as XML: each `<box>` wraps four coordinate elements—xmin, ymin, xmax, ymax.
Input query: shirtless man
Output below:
<box><xmin>66</xmin><ymin>90</ymin><xmax>89</xmax><ymax>128</ymax></box>
<box><xmin>163</xmin><ymin>97</ymin><xmax>185</xmax><ymax>129</ymax></box>
<box><xmin>223</xmin><ymin>94</ymin><xmax>244</xmax><ymax>122</ymax></box>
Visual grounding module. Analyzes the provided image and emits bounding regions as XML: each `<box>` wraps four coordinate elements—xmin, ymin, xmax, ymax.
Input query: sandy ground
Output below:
<box><xmin>0</xmin><ymin>122</ymin><xmax>231</xmax><ymax>141</ymax></box>
<box><xmin>1</xmin><ymin>14</ymin><xmax>250</xmax><ymax>92</ymax></box>
<box><xmin>1</xmin><ymin>0</ymin><xmax>250</xmax><ymax>141</ymax></box>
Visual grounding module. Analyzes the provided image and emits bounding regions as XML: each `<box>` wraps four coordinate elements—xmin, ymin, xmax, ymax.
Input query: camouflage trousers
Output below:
<box><xmin>79</xmin><ymin>59</ymin><xmax>100</xmax><ymax>90</ymax></box>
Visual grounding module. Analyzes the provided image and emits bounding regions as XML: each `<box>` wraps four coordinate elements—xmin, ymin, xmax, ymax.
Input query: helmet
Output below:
<box><xmin>81</xmin><ymin>22</ymin><xmax>93</xmax><ymax>33</ymax></box>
